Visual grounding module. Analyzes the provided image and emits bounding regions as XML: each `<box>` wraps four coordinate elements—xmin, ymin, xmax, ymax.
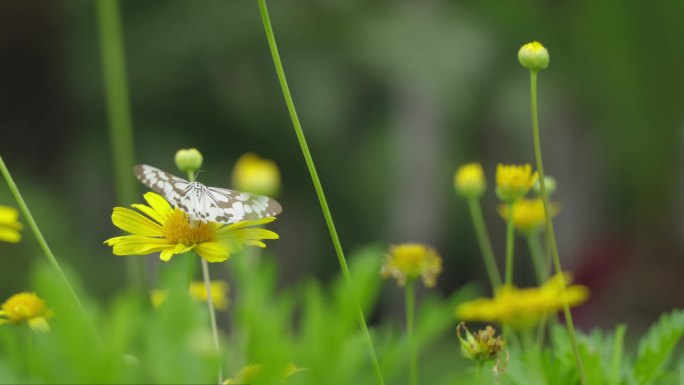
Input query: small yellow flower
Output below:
<box><xmin>104</xmin><ymin>192</ymin><xmax>278</xmax><ymax>263</ymax></box>
<box><xmin>381</xmin><ymin>243</ymin><xmax>443</xmax><ymax>287</ymax></box>
<box><xmin>0</xmin><ymin>205</ymin><xmax>22</xmax><ymax>243</ymax></box>
<box><xmin>456</xmin><ymin>272</ymin><xmax>589</xmax><ymax>330</ymax></box>
<box><xmin>454</xmin><ymin>163</ymin><xmax>486</xmax><ymax>199</ymax></box>
<box><xmin>151</xmin><ymin>281</ymin><xmax>230</xmax><ymax>310</ymax></box>
<box><xmin>498</xmin><ymin>198</ymin><xmax>559</xmax><ymax>234</ymax></box>
<box><xmin>0</xmin><ymin>292</ymin><xmax>52</xmax><ymax>333</ymax></box>
<box><xmin>518</xmin><ymin>41</ymin><xmax>549</xmax><ymax>71</ymax></box>
<box><xmin>232</xmin><ymin>153</ymin><xmax>281</xmax><ymax>197</ymax></box>
<box><xmin>495</xmin><ymin>164</ymin><xmax>538</xmax><ymax>203</ymax></box>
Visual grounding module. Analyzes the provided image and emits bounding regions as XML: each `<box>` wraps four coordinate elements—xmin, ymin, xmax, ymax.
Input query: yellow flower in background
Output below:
<box><xmin>495</xmin><ymin>164</ymin><xmax>538</xmax><ymax>202</ymax></box>
<box><xmin>151</xmin><ymin>281</ymin><xmax>230</xmax><ymax>310</ymax></box>
<box><xmin>498</xmin><ymin>198</ymin><xmax>559</xmax><ymax>234</ymax></box>
<box><xmin>454</xmin><ymin>163</ymin><xmax>486</xmax><ymax>199</ymax></box>
<box><xmin>104</xmin><ymin>192</ymin><xmax>278</xmax><ymax>263</ymax></box>
<box><xmin>0</xmin><ymin>206</ymin><xmax>22</xmax><ymax>243</ymax></box>
<box><xmin>456</xmin><ymin>272</ymin><xmax>589</xmax><ymax>330</ymax></box>
<box><xmin>232</xmin><ymin>153</ymin><xmax>281</xmax><ymax>197</ymax></box>
<box><xmin>0</xmin><ymin>292</ymin><xmax>52</xmax><ymax>333</ymax></box>
<box><xmin>381</xmin><ymin>243</ymin><xmax>443</xmax><ymax>287</ymax></box>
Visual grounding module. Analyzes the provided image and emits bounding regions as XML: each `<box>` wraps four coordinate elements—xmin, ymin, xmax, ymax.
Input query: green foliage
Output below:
<box><xmin>633</xmin><ymin>310</ymin><xmax>684</xmax><ymax>385</ymax></box>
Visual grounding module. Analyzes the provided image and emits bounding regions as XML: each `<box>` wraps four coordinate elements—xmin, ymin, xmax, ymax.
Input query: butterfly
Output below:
<box><xmin>134</xmin><ymin>164</ymin><xmax>282</xmax><ymax>224</ymax></box>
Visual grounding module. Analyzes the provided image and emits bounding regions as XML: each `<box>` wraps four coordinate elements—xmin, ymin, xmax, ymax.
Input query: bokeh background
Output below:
<box><xmin>1</xmin><ymin>0</ymin><xmax>683</xmax><ymax>332</ymax></box>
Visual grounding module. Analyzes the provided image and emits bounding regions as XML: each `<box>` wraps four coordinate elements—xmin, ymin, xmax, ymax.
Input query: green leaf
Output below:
<box><xmin>633</xmin><ymin>310</ymin><xmax>684</xmax><ymax>385</ymax></box>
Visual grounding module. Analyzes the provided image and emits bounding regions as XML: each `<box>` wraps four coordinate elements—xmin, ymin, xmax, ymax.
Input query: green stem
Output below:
<box><xmin>504</xmin><ymin>203</ymin><xmax>515</xmax><ymax>286</ymax></box>
<box><xmin>406</xmin><ymin>281</ymin><xmax>417</xmax><ymax>385</ymax></box>
<box><xmin>95</xmin><ymin>0</ymin><xmax>143</xmax><ymax>290</ymax></box>
<box><xmin>529</xmin><ymin>70</ymin><xmax>587</xmax><ymax>385</ymax></box>
<box><xmin>0</xmin><ymin>156</ymin><xmax>103</xmax><ymax>348</ymax></box>
<box><xmin>256</xmin><ymin>2</ymin><xmax>385</xmax><ymax>384</ymax></box>
<box><xmin>467</xmin><ymin>199</ymin><xmax>502</xmax><ymax>290</ymax></box>
<box><xmin>525</xmin><ymin>231</ymin><xmax>547</xmax><ymax>284</ymax></box>
<box><xmin>201</xmin><ymin>258</ymin><xmax>223</xmax><ymax>384</ymax></box>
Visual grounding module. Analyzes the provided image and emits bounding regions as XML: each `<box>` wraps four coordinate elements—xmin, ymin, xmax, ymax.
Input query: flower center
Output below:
<box><xmin>162</xmin><ymin>209</ymin><xmax>216</xmax><ymax>245</ymax></box>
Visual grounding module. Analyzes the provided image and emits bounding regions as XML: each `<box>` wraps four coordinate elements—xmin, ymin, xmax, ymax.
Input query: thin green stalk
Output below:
<box><xmin>609</xmin><ymin>325</ymin><xmax>626</xmax><ymax>385</ymax></box>
<box><xmin>201</xmin><ymin>258</ymin><xmax>223</xmax><ymax>384</ymax></box>
<box><xmin>467</xmin><ymin>199</ymin><xmax>502</xmax><ymax>290</ymax></box>
<box><xmin>406</xmin><ymin>281</ymin><xmax>417</xmax><ymax>385</ymax></box>
<box><xmin>256</xmin><ymin>2</ymin><xmax>385</xmax><ymax>384</ymax></box>
<box><xmin>95</xmin><ymin>0</ymin><xmax>143</xmax><ymax>290</ymax></box>
<box><xmin>529</xmin><ymin>70</ymin><xmax>587</xmax><ymax>385</ymax></box>
<box><xmin>504</xmin><ymin>202</ymin><xmax>515</xmax><ymax>286</ymax></box>
<box><xmin>0</xmin><ymin>155</ymin><xmax>103</xmax><ymax>348</ymax></box>
<box><xmin>525</xmin><ymin>231</ymin><xmax>547</xmax><ymax>284</ymax></box>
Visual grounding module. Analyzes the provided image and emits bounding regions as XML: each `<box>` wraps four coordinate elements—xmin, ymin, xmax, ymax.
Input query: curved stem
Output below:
<box><xmin>467</xmin><ymin>199</ymin><xmax>502</xmax><ymax>290</ymax></box>
<box><xmin>406</xmin><ymin>281</ymin><xmax>417</xmax><ymax>385</ymax></box>
<box><xmin>201</xmin><ymin>258</ymin><xmax>223</xmax><ymax>384</ymax></box>
<box><xmin>504</xmin><ymin>203</ymin><xmax>516</xmax><ymax>286</ymax></box>
<box><xmin>256</xmin><ymin>1</ymin><xmax>385</xmax><ymax>384</ymax></box>
<box><xmin>529</xmin><ymin>70</ymin><xmax>587</xmax><ymax>385</ymax></box>
<box><xmin>0</xmin><ymin>155</ymin><xmax>103</xmax><ymax>348</ymax></box>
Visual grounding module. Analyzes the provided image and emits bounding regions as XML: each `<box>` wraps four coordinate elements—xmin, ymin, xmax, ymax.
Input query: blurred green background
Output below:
<box><xmin>0</xmin><ymin>0</ymin><xmax>683</xmax><ymax>332</ymax></box>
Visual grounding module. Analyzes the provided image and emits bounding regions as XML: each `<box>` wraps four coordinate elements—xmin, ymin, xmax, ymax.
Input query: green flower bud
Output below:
<box><xmin>533</xmin><ymin>175</ymin><xmax>557</xmax><ymax>196</ymax></box>
<box><xmin>518</xmin><ymin>41</ymin><xmax>549</xmax><ymax>72</ymax></box>
<box><xmin>454</xmin><ymin>163</ymin><xmax>486</xmax><ymax>199</ymax></box>
<box><xmin>456</xmin><ymin>323</ymin><xmax>504</xmax><ymax>364</ymax></box>
<box><xmin>175</xmin><ymin>148</ymin><xmax>203</xmax><ymax>174</ymax></box>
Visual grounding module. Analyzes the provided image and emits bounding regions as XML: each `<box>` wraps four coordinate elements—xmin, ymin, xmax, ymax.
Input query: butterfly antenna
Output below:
<box><xmin>194</xmin><ymin>169</ymin><xmax>204</xmax><ymax>181</ymax></box>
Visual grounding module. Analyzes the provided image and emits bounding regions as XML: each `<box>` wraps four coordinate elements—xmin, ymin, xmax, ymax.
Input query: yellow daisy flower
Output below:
<box><xmin>104</xmin><ymin>192</ymin><xmax>279</xmax><ymax>263</ymax></box>
<box><xmin>0</xmin><ymin>292</ymin><xmax>52</xmax><ymax>333</ymax></box>
<box><xmin>0</xmin><ymin>205</ymin><xmax>22</xmax><ymax>243</ymax></box>
<box><xmin>495</xmin><ymin>164</ymin><xmax>538</xmax><ymax>203</ymax></box>
<box><xmin>456</xmin><ymin>272</ymin><xmax>589</xmax><ymax>330</ymax></box>
<box><xmin>498</xmin><ymin>198</ymin><xmax>559</xmax><ymax>234</ymax></box>
<box><xmin>381</xmin><ymin>243</ymin><xmax>443</xmax><ymax>288</ymax></box>
<box><xmin>150</xmin><ymin>281</ymin><xmax>230</xmax><ymax>310</ymax></box>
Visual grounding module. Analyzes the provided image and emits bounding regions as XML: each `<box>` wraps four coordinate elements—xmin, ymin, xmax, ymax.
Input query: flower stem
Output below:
<box><xmin>504</xmin><ymin>203</ymin><xmax>516</xmax><ymax>286</ymax></box>
<box><xmin>201</xmin><ymin>258</ymin><xmax>223</xmax><ymax>384</ymax></box>
<box><xmin>529</xmin><ymin>70</ymin><xmax>587</xmax><ymax>385</ymax></box>
<box><xmin>467</xmin><ymin>199</ymin><xmax>502</xmax><ymax>290</ymax></box>
<box><xmin>525</xmin><ymin>231</ymin><xmax>547</xmax><ymax>284</ymax></box>
<box><xmin>256</xmin><ymin>2</ymin><xmax>385</xmax><ymax>384</ymax></box>
<box><xmin>95</xmin><ymin>0</ymin><xmax>143</xmax><ymax>290</ymax></box>
<box><xmin>406</xmin><ymin>280</ymin><xmax>418</xmax><ymax>385</ymax></box>
<box><xmin>0</xmin><ymin>155</ymin><xmax>103</xmax><ymax>348</ymax></box>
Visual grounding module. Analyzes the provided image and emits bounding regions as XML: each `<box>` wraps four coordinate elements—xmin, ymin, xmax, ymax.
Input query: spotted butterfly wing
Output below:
<box><xmin>134</xmin><ymin>164</ymin><xmax>282</xmax><ymax>224</ymax></box>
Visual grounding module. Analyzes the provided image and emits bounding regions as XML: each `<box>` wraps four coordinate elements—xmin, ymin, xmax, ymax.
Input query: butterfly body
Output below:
<box><xmin>134</xmin><ymin>164</ymin><xmax>281</xmax><ymax>224</ymax></box>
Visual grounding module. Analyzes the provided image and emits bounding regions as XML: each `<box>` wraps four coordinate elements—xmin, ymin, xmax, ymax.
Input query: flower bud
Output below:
<box><xmin>175</xmin><ymin>148</ymin><xmax>203</xmax><ymax>174</ymax></box>
<box><xmin>231</xmin><ymin>153</ymin><xmax>281</xmax><ymax>197</ymax></box>
<box><xmin>533</xmin><ymin>175</ymin><xmax>557</xmax><ymax>196</ymax></box>
<box><xmin>456</xmin><ymin>323</ymin><xmax>504</xmax><ymax>364</ymax></box>
<box><xmin>454</xmin><ymin>163</ymin><xmax>486</xmax><ymax>199</ymax></box>
<box><xmin>518</xmin><ymin>41</ymin><xmax>549</xmax><ymax>72</ymax></box>
<box><xmin>495</xmin><ymin>164</ymin><xmax>538</xmax><ymax>203</ymax></box>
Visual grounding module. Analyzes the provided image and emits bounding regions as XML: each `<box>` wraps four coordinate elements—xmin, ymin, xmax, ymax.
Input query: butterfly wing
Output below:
<box><xmin>204</xmin><ymin>186</ymin><xmax>282</xmax><ymax>224</ymax></box>
<box><xmin>134</xmin><ymin>164</ymin><xmax>191</xmax><ymax>207</ymax></box>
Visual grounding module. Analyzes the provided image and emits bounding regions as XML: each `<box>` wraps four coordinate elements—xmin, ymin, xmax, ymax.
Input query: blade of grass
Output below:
<box><xmin>95</xmin><ymin>0</ymin><xmax>143</xmax><ymax>290</ymax></box>
<box><xmin>256</xmin><ymin>2</ymin><xmax>385</xmax><ymax>384</ymax></box>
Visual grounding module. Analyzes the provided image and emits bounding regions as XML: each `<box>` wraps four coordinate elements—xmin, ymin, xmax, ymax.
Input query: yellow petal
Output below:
<box><xmin>143</xmin><ymin>192</ymin><xmax>173</xmax><ymax>218</ymax></box>
<box><xmin>195</xmin><ymin>242</ymin><xmax>230</xmax><ymax>263</ymax></box>
<box><xmin>112</xmin><ymin>207</ymin><xmax>163</xmax><ymax>237</ymax></box>
<box><xmin>0</xmin><ymin>228</ymin><xmax>21</xmax><ymax>243</ymax></box>
<box><xmin>159</xmin><ymin>244</ymin><xmax>193</xmax><ymax>262</ymax></box>
<box><xmin>221</xmin><ymin>217</ymin><xmax>276</xmax><ymax>232</ymax></box>
<box><xmin>107</xmin><ymin>235</ymin><xmax>172</xmax><ymax>256</ymax></box>
<box><xmin>131</xmin><ymin>203</ymin><xmax>166</xmax><ymax>225</ymax></box>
